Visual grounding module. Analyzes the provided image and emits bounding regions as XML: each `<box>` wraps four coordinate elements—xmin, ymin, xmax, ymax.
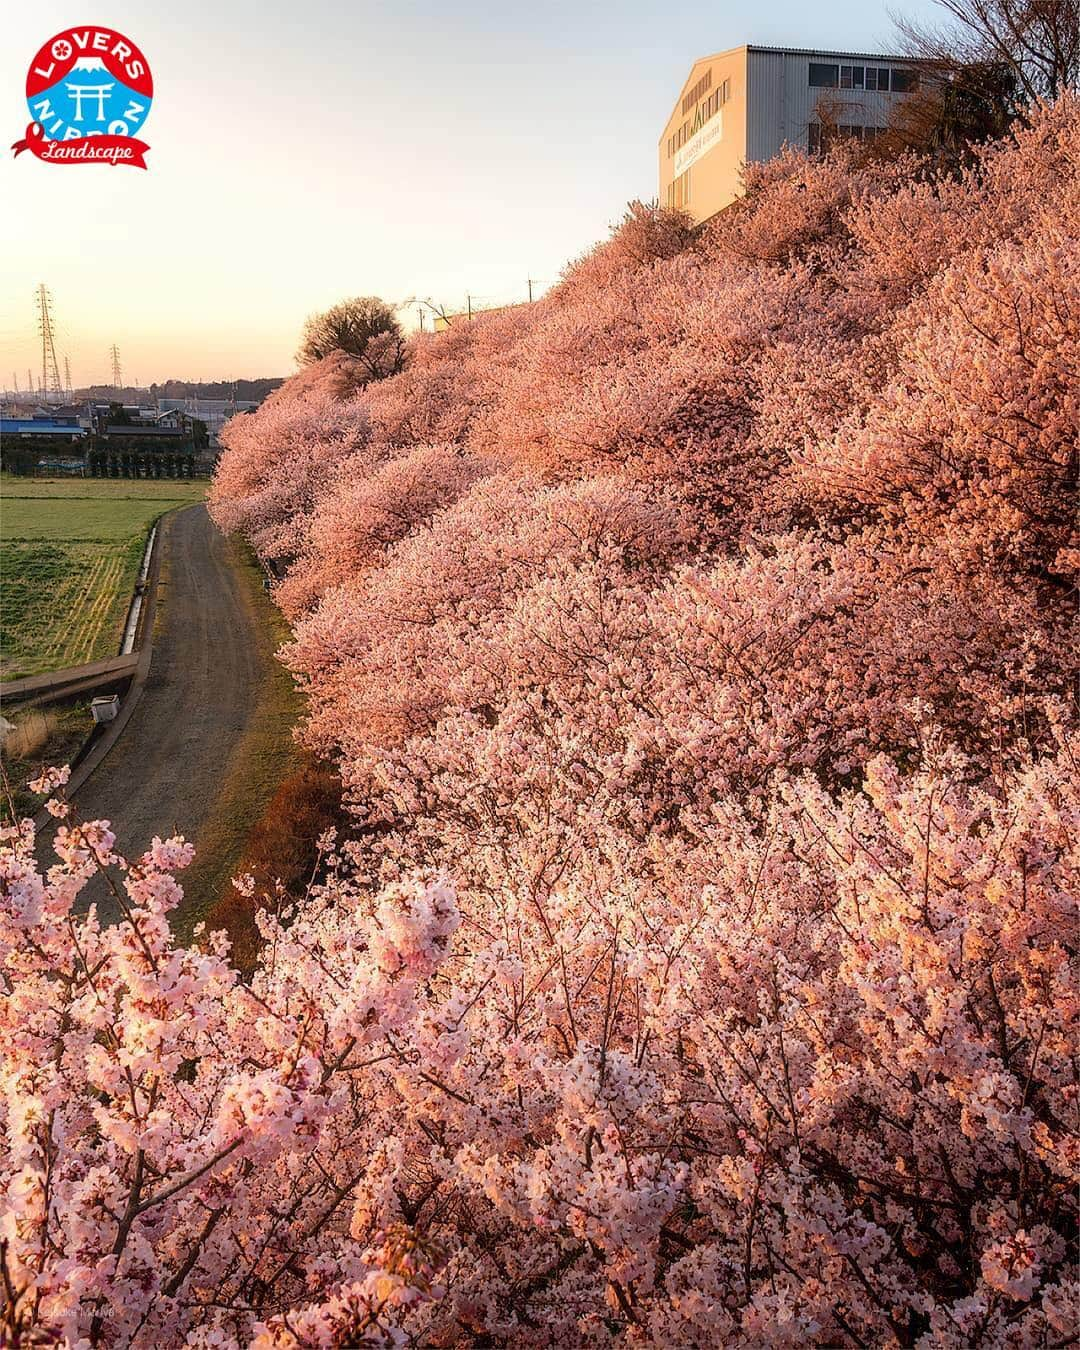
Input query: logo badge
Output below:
<box><xmin>13</xmin><ymin>27</ymin><xmax>153</xmax><ymax>169</ymax></box>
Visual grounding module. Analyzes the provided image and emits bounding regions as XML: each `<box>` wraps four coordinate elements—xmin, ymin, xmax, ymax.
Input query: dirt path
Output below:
<box><xmin>59</xmin><ymin>504</ymin><xmax>302</xmax><ymax>927</ymax></box>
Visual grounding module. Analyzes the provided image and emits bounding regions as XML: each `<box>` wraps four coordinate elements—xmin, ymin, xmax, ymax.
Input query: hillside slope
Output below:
<box><xmin>202</xmin><ymin>101</ymin><xmax>1080</xmax><ymax>1344</ymax></box>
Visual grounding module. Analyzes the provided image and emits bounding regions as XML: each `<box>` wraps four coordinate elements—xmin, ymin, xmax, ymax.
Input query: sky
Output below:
<box><xmin>0</xmin><ymin>0</ymin><xmax>943</xmax><ymax>387</ymax></box>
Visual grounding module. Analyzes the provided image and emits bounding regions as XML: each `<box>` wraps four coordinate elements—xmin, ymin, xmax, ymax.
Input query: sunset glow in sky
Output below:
<box><xmin>1</xmin><ymin>0</ymin><xmax>941</xmax><ymax>386</ymax></box>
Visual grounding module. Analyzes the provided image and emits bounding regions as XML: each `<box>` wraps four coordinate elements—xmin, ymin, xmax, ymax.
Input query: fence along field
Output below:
<box><xmin>0</xmin><ymin>476</ymin><xmax>204</xmax><ymax>680</ymax></box>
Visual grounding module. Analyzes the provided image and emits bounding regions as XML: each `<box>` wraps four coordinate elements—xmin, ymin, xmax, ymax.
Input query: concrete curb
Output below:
<box><xmin>0</xmin><ymin>654</ymin><xmax>138</xmax><ymax>705</ymax></box>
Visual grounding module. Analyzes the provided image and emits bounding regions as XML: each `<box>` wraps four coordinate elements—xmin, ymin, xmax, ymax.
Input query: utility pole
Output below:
<box><xmin>109</xmin><ymin>344</ymin><xmax>123</xmax><ymax>390</ymax></box>
<box><xmin>36</xmin><ymin>284</ymin><xmax>63</xmax><ymax>403</ymax></box>
<box><xmin>12</xmin><ymin>372</ymin><xmax>18</xmax><ymax>396</ymax></box>
<box><xmin>417</xmin><ymin>306</ymin><xmax>425</xmax><ymax>331</ymax></box>
<box><xmin>527</xmin><ymin>278</ymin><xmax>534</xmax><ymax>302</ymax></box>
<box><xmin>466</xmin><ymin>293</ymin><xmax>472</xmax><ymax>321</ymax></box>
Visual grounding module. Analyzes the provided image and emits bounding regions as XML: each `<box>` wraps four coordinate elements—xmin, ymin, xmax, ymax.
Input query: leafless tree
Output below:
<box><xmin>895</xmin><ymin>0</ymin><xmax>1078</xmax><ymax>103</ymax></box>
<box><xmin>297</xmin><ymin>297</ymin><xmax>406</xmax><ymax>381</ymax></box>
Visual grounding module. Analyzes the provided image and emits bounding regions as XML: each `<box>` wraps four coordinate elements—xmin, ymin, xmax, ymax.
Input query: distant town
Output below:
<box><xmin>0</xmin><ymin>378</ymin><xmax>283</xmax><ymax>478</ymax></box>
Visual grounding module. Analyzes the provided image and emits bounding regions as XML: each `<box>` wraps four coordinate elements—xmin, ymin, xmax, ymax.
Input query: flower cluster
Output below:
<box><xmin>2</xmin><ymin>733</ymin><xmax>1076</xmax><ymax>1345</ymax></box>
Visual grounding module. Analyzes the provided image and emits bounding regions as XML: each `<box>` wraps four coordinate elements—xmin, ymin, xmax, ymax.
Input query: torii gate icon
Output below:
<box><xmin>64</xmin><ymin>82</ymin><xmax>115</xmax><ymax>122</ymax></box>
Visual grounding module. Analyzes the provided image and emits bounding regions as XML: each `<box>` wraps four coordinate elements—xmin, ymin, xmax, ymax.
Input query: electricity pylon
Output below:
<box><xmin>109</xmin><ymin>344</ymin><xmax>123</xmax><ymax>389</ymax></box>
<box><xmin>36</xmin><ymin>284</ymin><xmax>63</xmax><ymax>403</ymax></box>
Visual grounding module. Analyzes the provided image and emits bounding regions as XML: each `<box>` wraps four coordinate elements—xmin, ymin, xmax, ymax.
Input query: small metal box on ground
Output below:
<box><xmin>90</xmin><ymin>695</ymin><xmax>121</xmax><ymax>725</ymax></box>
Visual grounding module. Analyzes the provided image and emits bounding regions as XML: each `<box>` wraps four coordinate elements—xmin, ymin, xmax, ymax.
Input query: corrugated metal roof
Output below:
<box><xmin>747</xmin><ymin>45</ymin><xmax>919</xmax><ymax>59</ymax></box>
<box><xmin>103</xmin><ymin>423</ymin><xmax>186</xmax><ymax>436</ymax></box>
<box><xmin>661</xmin><ymin>44</ymin><xmax>921</xmax><ymax>132</ymax></box>
<box><xmin>1</xmin><ymin>419</ymin><xmax>86</xmax><ymax>435</ymax></box>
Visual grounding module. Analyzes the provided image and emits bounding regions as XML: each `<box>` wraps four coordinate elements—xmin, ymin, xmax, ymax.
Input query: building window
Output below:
<box><xmin>811</xmin><ymin>63</ymin><xmax>918</xmax><ymax>93</ymax></box>
<box><xmin>666</xmin><ymin>168</ymin><xmax>691</xmax><ymax>210</ymax></box>
<box><xmin>809</xmin><ymin>62</ymin><xmax>840</xmax><ymax>87</ymax></box>
<box><xmin>681</xmin><ymin>68</ymin><xmax>712</xmax><ymax>116</ymax></box>
<box><xmin>809</xmin><ymin>120</ymin><xmax>889</xmax><ymax>154</ymax></box>
<box><xmin>667</xmin><ymin>73</ymin><xmax>733</xmax><ymax>159</ymax></box>
<box><xmin>699</xmin><ymin>86</ymin><xmax>723</xmax><ymax>123</ymax></box>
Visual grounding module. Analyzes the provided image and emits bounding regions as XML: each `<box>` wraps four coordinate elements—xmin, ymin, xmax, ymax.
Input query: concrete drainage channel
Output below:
<box><xmin>120</xmin><ymin>522</ymin><xmax>158</xmax><ymax>656</ymax></box>
<box><xmin>86</xmin><ymin>524</ymin><xmax>161</xmax><ymax>728</ymax></box>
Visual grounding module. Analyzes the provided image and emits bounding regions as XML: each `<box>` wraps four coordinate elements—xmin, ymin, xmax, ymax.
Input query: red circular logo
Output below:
<box><xmin>16</xmin><ymin>25</ymin><xmax>153</xmax><ymax>166</ymax></box>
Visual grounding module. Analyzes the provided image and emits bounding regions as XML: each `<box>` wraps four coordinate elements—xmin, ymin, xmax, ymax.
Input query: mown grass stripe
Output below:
<box><xmin>72</xmin><ymin>550</ymin><xmax>126</xmax><ymax>664</ymax></box>
<box><xmin>43</xmin><ymin>552</ymin><xmax>108</xmax><ymax>662</ymax></box>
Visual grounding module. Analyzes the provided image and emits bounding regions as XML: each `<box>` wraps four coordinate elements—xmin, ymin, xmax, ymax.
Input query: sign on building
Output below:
<box><xmin>674</xmin><ymin>111</ymin><xmax>723</xmax><ymax>177</ymax></box>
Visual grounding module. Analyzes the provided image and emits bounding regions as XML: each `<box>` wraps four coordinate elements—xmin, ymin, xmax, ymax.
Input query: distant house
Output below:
<box><xmin>157</xmin><ymin>397</ymin><xmax>258</xmax><ymax>447</ymax></box>
<box><xmin>155</xmin><ymin>408</ymin><xmax>189</xmax><ymax>429</ymax></box>
<box><xmin>0</xmin><ymin>412</ymin><xmax>88</xmax><ymax>474</ymax></box>
<box><xmin>102</xmin><ymin>422</ymin><xmax>189</xmax><ymax>441</ymax></box>
<box><xmin>85</xmin><ymin>402</ymin><xmax>195</xmax><ymax>441</ymax></box>
<box><xmin>0</xmin><ymin>413</ymin><xmax>86</xmax><ymax>440</ymax></box>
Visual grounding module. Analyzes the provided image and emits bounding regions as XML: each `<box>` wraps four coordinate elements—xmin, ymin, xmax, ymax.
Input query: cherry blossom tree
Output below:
<box><xmin>10</xmin><ymin>94</ymin><xmax>1077</xmax><ymax>1347</ymax></box>
<box><xmin>2</xmin><ymin>727</ymin><xmax>1076</xmax><ymax>1345</ymax></box>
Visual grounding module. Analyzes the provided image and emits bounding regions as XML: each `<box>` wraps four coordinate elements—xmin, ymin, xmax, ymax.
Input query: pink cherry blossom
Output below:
<box><xmin>3</xmin><ymin>96</ymin><xmax>1075</xmax><ymax>1347</ymax></box>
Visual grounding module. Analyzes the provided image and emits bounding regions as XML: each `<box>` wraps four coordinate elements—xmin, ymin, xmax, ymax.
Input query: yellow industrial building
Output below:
<box><xmin>659</xmin><ymin>45</ymin><xmax>923</xmax><ymax>225</ymax></box>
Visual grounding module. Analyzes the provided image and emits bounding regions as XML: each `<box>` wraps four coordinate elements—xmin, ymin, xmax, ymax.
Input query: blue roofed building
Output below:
<box><xmin>0</xmin><ymin>413</ymin><xmax>87</xmax><ymax>438</ymax></box>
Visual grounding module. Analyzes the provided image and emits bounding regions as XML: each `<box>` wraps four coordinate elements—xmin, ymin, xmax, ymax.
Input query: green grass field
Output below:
<box><xmin>0</xmin><ymin>476</ymin><xmax>206</xmax><ymax>680</ymax></box>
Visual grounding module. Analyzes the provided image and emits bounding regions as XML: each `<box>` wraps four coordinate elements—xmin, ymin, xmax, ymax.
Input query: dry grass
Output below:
<box><xmin>204</xmin><ymin>761</ymin><xmax>344</xmax><ymax>974</ymax></box>
<box><xmin>1</xmin><ymin>699</ymin><xmax>94</xmax><ymax>820</ymax></box>
<box><xmin>170</xmin><ymin>536</ymin><xmax>319</xmax><ymax>943</ymax></box>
